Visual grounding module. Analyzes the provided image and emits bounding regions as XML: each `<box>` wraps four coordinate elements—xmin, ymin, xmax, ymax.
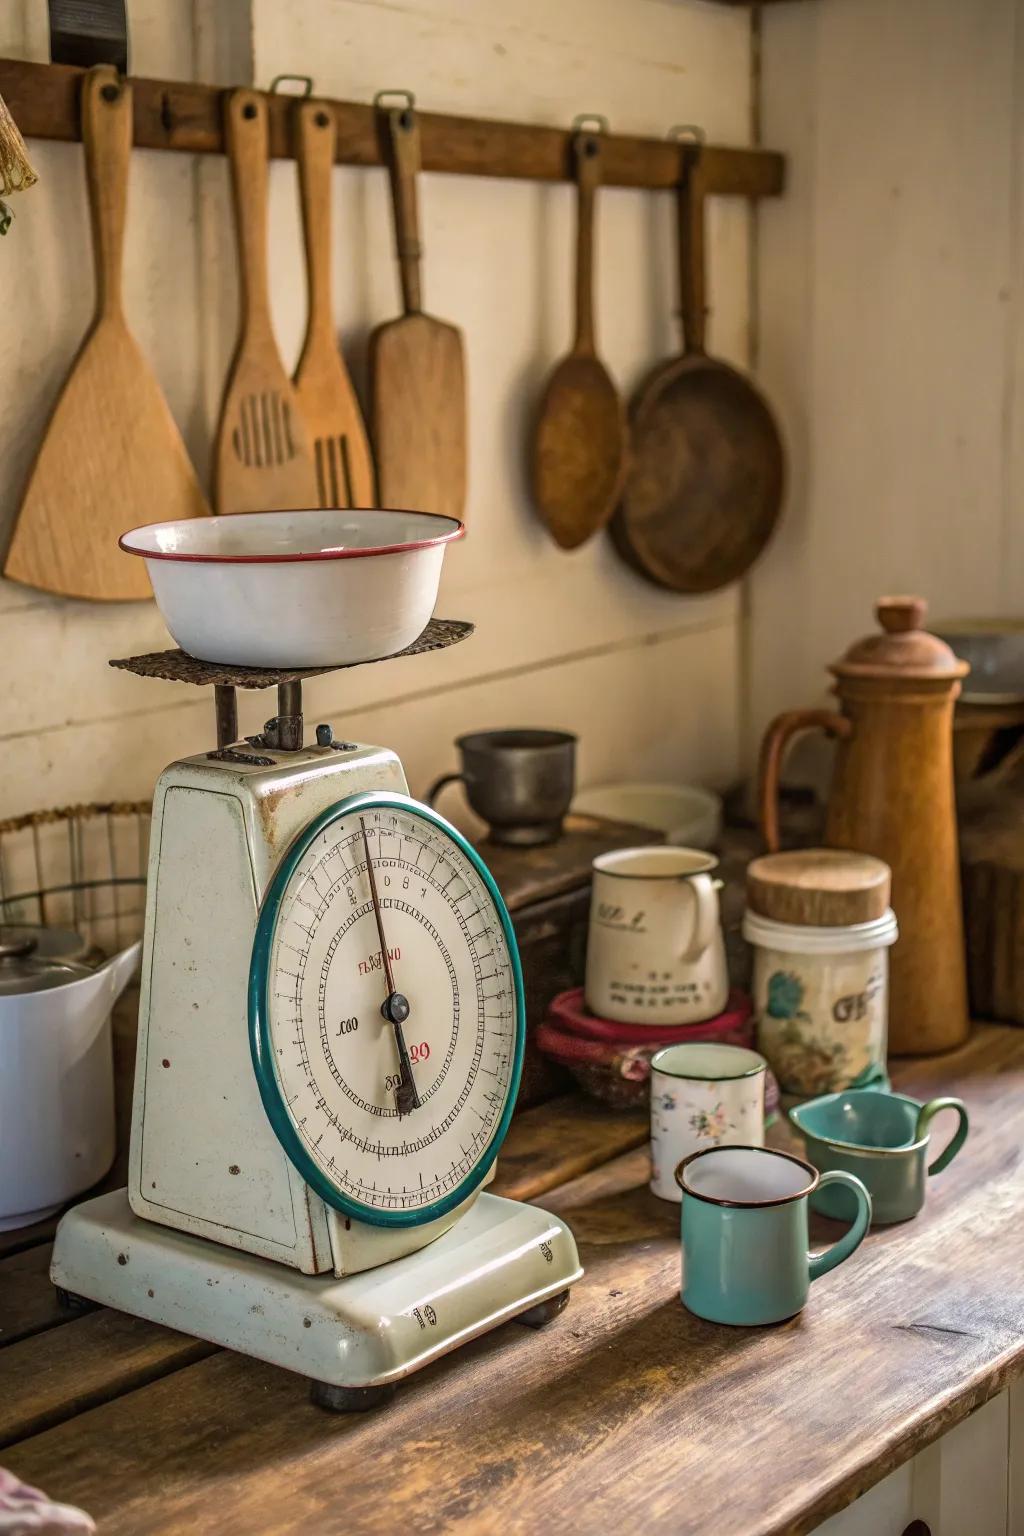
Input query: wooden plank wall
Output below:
<box><xmin>0</xmin><ymin>0</ymin><xmax>757</xmax><ymax>829</ymax></box>
<box><xmin>748</xmin><ymin>0</ymin><xmax>1024</xmax><ymax>765</ymax></box>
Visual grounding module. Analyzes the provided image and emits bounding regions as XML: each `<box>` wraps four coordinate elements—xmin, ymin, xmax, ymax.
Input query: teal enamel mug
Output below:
<box><xmin>789</xmin><ymin>1089</ymin><xmax>969</xmax><ymax>1225</ymax></box>
<box><xmin>674</xmin><ymin>1145</ymin><xmax>871</xmax><ymax>1325</ymax></box>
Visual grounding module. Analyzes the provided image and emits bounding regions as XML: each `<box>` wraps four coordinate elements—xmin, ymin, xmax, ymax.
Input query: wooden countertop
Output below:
<box><xmin>3</xmin><ymin>1027</ymin><xmax>1024</xmax><ymax>1535</ymax></box>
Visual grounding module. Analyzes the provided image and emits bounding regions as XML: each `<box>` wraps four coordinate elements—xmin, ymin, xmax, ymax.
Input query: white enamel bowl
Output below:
<box><xmin>120</xmin><ymin>509</ymin><xmax>465</xmax><ymax>667</ymax></box>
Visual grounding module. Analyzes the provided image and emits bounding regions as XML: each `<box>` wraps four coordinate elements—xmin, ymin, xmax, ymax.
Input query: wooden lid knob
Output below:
<box><xmin>877</xmin><ymin>595</ymin><xmax>927</xmax><ymax>634</ymax></box>
<box><xmin>746</xmin><ymin>848</ymin><xmax>892</xmax><ymax>927</ymax></box>
<box><xmin>831</xmin><ymin>594</ymin><xmax>969</xmax><ymax>683</ymax></box>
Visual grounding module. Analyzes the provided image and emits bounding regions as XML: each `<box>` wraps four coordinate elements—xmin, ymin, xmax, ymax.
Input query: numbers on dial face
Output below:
<box><xmin>263</xmin><ymin>803</ymin><xmax>519</xmax><ymax>1218</ymax></box>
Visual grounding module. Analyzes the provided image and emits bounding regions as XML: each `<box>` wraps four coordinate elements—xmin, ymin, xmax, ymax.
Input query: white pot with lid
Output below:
<box><xmin>0</xmin><ymin>930</ymin><xmax>141</xmax><ymax>1230</ymax></box>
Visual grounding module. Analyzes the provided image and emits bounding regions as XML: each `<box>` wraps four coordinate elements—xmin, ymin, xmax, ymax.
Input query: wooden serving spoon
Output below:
<box><xmin>531</xmin><ymin>118</ymin><xmax>628</xmax><ymax>551</ymax></box>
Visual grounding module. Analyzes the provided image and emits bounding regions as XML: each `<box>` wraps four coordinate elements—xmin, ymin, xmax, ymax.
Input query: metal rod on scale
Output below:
<box><xmin>276</xmin><ymin>681</ymin><xmax>304</xmax><ymax>752</ymax></box>
<box><xmin>214</xmin><ymin>685</ymin><xmax>239</xmax><ymax>749</ymax></box>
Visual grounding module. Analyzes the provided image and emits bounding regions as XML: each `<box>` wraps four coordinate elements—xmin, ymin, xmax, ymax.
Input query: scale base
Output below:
<box><xmin>51</xmin><ymin>1189</ymin><xmax>582</xmax><ymax>1408</ymax></box>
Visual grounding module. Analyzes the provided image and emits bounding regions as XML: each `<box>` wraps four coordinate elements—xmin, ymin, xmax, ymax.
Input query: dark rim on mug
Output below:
<box><xmin>674</xmin><ymin>1144</ymin><xmax>820</xmax><ymax>1209</ymax></box>
<box><xmin>455</xmin><ymin>729</ymin><xmax>577</xmax><ymax>753</ymax></box>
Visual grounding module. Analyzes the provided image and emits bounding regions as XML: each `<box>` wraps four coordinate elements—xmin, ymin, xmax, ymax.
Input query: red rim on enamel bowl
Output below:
<box><xmin>119</xmin><ymin>508</ymin><xmax>466</xmax><ymax>564</ymax></box>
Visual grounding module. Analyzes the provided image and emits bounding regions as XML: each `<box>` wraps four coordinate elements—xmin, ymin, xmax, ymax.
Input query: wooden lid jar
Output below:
<box><xmin>743</xmin><ymin>849</ymin><xmax>897</xmax><ymax>1097</ymax></box>
<box><xmin>746</xmin><ymin>849</ymin><xmax>892</xmax><ymax>928</ymax></box>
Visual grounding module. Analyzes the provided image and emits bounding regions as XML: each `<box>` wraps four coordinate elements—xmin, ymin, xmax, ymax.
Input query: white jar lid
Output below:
<box><xmin>742</xmin><ymin>906</ymin><xmax>898</xmax><ymax>955</ymax></box>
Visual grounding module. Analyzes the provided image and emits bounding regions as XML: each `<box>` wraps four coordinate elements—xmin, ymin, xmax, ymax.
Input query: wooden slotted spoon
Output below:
<box><xmin>4</xmin><ymin>66</ymin><xmax>208</xmax><ymax>601</ymax></box>
<box><xmin>531</xmin><ymin>118</ymin><xmax>627</xmax><ymax>551</ymax></box>
<box><xmin>214</xmin><ymin>89</ymin><xmax>318</xmax><ymax>514</ymax></box>
<box><xmin>293</xmin><ymin>98</ymin><xmax>375</xmax><ymax>509</ymax></box>
<box><xmin>612</xmin><ymin>132</ymin><xmax>784</xmax><ymax>592</ymax></box>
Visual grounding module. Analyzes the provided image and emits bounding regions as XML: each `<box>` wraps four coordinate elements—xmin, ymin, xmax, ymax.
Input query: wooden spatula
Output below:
<box><xmin>369</xmin><ymin>95</ymin><xmax>466</xmax><ymax>520</ymax></box>
<box><xmin>531</xmin><ymin>122</ymin><xmax>627</xmax><ymax>550</ymax></box>
<box><xmin>215</xmin><ymin>89</ymin><xmax>318</xmax><ymax>514</ymax></box>
<box><xmin>4</xmin><ymin>66</ymin><xmax>209</xmax><ymax>601</ymax></box>
<box><xmin>293</xmin><ymin>99</ymin><xmax>375</xmax><ymax>509</ymax></box>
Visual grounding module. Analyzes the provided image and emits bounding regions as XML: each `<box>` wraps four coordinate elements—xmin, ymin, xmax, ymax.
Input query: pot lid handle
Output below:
<box><xmin>877</xmin><ymin>595</ymin><xmax>927</xmax><ymax>633</ymax></box>
<box><xmin>0</xmin><ymin>931</ymin><xmax>37</xmax><ymax>962</ymax></box>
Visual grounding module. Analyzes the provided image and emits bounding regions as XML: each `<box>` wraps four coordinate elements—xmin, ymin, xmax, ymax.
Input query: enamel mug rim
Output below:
<box><xmin>651</xmin><ymin>1042</ymin><xmax>766</xmax><ymax>1083</ymax></box>
<box><xmin>674</xmin><ymin>1143</ymin><xmax>820</xmax><ymax>1208</ymax></box>
<box><xmin>592</xmin><ymin>845</ymin><xmax>719</xmax><ymax>881</ymax></box>
<box><xmin>791</xmin><ymin>1088</ymin><xmax>968</xmax><ymax>1163</ymax></box>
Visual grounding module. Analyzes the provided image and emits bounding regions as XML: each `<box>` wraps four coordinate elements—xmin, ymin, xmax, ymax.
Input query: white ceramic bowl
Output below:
<box><xmin>120</xmin><ymin>509</ymin><xmax>465</xmax><ymax>667</ymax></box>
<box><xmin>572</xmin><ymin>781</ymin><xmax>722</xmax><ymax>850</ymax></box>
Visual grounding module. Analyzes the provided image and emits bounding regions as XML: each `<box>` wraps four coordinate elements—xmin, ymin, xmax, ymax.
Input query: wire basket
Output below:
<box><xmin>0</xmin><ymin>802</ymin><xmax>151</xmax><ymax>958</ymax></box>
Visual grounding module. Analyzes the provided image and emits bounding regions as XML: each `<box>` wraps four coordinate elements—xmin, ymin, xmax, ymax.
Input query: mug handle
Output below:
<box><xmin>808</xmin><ymin>1172</ymin><xmax>872</xmax><ymax>1282</ymax></box>
<box><xmin>916</xmin><ymin>1096</ymin><xmax>969</xmax><ymax>1175</ymax></box>
<box><xmin>425</xmin><ymin>772</ymin><xmax>465</xmax><ymax>809</ymax></box>
<box><xmin>679</xmin><ymin>873</ymin><xmax>717</xmax><ymax>961</ymax></box>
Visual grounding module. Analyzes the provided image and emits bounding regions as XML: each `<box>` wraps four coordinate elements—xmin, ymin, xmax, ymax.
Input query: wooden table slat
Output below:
<box><xmin>0</xmin><ymin>1310</ymin><xmax>216</xmax><ymax>1450</ymax></box>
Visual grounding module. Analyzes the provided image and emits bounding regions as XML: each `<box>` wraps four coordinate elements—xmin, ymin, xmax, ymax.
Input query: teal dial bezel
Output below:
<box><xmin>248</xmin><ymin>790</ymin><xmax>526</xmax><ymax>1229</ymax></box>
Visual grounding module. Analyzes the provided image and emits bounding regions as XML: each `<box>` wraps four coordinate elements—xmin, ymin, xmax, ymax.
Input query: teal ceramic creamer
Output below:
<box><xmin>790</xmin><ymin>1089</ymin><xmax>969</xmax><ymax>1225</ymax></box>
<box><xmin>675</xmin><ymin>1145</ymin><xmax>871</xmax><ymax>1326</ymax></box>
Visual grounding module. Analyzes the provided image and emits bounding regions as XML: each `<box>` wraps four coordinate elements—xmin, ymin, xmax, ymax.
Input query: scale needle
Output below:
<box><xmin>360</xmin><ymin>818</ymin><xmax>421</xmax><ymax>1115</ymax></box>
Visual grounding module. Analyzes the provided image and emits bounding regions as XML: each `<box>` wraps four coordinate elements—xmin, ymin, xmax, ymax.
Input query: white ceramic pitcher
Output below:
<box><xmin>584</xmin><ymin>847</ymin><xmax>728</xmax><ymax>1026</ymax></box>
<box><xmin>0</xmin><ymin>937</ymin><xmax>141</xmax><ymax>1229</ymax></box>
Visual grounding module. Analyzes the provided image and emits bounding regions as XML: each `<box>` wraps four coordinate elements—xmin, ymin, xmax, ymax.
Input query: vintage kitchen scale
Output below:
<box><xmin>51</xmin><ymin>617</ymin><xmax>582</xmax><ymax>1409</ymax></box>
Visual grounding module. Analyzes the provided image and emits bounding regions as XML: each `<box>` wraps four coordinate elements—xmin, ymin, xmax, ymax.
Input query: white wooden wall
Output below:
<box><xmin>750</xmin><ymin>0</ymin><xmax>1024</xmax><ymax>758</ymax></box>
<box><xmin>0</xmin><ymin>0</ymin><xmax>756</xmax><ymax>838</ymax></box>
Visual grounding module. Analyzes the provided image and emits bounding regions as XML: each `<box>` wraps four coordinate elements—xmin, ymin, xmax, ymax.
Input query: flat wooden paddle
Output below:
<box><xmin>612</xmin><ymin>138</ymin><xmax>784</xmax><ymax>592</ymax></box>
<box><xmin>369</xmin><ymin>95</ymin><xmax>466</xmax><ymax>520</ymax></box>
<box><xmin>4</xmin><ymin>66</ymin><xmax>208</xmax><ymax>601</ymax></box>
<box><xmin>531</xmin><ymin>122</ymin><xmax>627</xmax><ymax>551</ymax></box>
<box><xmin>215</xmin><ymin>89</ymin><xmax>318</xmax><ymax>514</ymax></box>
<box><xmin>293</xmin><ymin>98</ymin><xmax>375</xmax><ymax>509</ymax></box>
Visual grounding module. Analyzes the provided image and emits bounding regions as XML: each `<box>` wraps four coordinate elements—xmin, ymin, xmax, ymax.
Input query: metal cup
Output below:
<box><xmin>426</xmin><ymin>730</ymin><xmax>577</xmax><ymax>846</ymax></box>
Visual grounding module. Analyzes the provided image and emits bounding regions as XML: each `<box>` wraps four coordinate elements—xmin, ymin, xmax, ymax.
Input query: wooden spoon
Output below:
<box><xmin>293</xmin><ymin>98</ymin><xmax>375</xmax><ymax>509</ymax></box>
<box><xmin>612</xmin><ymin>135</ymin><xmax>784</xmax><ymax>592</ymax></box>
<box><xmin>4</xmin><ymin>67</ymin><xmax>208</xmax><ymax>601</ymax></box>
<box><xmin>531</xmin><ymin>120</ymin><xmax>627</xmax><ymax>551</ymax></box>
<box><xmin>214</xmin><ymin>89</ymin><xmax>318</xmax><ymax>514</ymax></box>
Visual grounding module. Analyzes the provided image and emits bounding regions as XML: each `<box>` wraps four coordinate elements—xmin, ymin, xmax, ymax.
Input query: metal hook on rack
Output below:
<box><xmin>269</xmin><ymin>74</ymin><xmax>314</xmax><ymax>97</ymax></box>
<box><xmin>571</xmin><ymin>112</ymin><xmax>609</xmax><ymax>160</ymax></box>
<box><xmin>668</xmin><ymin>122</ymin><xmax>706</xmax><ymax>172</ymax></box>
<box><xmin>374</xmin><ymin>88</ymin><xmax>416</xmax><ymax>132</ymax></box>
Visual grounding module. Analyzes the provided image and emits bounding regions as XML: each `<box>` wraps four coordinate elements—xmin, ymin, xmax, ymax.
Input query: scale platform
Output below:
<box><xmin>52</xmin><ymin>1189</ymin><xmax>583</xmax><ymax>1408</ymax></box>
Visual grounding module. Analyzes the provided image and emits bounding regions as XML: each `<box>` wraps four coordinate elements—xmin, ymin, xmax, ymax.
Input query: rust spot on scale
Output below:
<box><xmin>229</xmin><ymin>1165</ymin><xmax>240</xmax><ymax>1175</ymax></box>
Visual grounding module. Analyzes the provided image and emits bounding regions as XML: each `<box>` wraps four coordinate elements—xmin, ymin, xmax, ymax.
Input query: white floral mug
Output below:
<box><xmin>649</xmin><ymin>1042</ymin><xmax>767</xmax><ymax>1203</ymax></box>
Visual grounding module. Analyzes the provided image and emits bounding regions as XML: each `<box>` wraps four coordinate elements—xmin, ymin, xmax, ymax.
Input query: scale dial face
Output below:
<box><xmin>250</xmin><ymin>792</ymin><xmax>524</xmax><ymax>1228</ymax></box>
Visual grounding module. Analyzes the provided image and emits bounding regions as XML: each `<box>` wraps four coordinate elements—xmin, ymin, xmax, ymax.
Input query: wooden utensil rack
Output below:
<box><xmin>0</xmin><ymin>58</ymin><xmax>783</xmax><ymax>200</ymax></box>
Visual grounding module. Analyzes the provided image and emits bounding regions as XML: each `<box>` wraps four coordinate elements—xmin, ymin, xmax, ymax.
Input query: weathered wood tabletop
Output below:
<box><xmin>3</xmin><ymin>1026</ymin><xmax>1023</xmax><ymax>1536</ymax></box>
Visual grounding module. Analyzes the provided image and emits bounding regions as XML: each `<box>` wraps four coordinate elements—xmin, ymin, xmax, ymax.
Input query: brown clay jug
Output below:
<box><xmin>758</xmin><ymin>596</ymin><xmax>969</xmax><ymax>1055</ymax></box>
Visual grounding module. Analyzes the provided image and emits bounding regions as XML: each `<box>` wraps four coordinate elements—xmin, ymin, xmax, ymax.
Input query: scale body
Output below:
<box><xmin>52</xmin><ymin>720</ymin><xmax>581</xmax><ymax>1405</ymax></box>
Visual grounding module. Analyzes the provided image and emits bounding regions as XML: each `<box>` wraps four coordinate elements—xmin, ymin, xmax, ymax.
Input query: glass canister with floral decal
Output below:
<box><xmin>742</xmin><ymin>849</ymin><xmax>897</xmax><ymax>1097</ymax></box>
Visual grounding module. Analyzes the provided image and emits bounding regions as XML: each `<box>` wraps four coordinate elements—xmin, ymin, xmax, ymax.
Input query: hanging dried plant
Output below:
<box><xmin>0</xmin><ymin>87</ymin><xmax>38</xmax><ymax>234</ymax></box>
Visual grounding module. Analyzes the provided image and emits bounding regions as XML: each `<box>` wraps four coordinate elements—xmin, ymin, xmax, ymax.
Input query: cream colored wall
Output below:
<box><xmin>749</xmin><ymin>0</ymin><xmax>1024</xmax><ymax>757</ymax></box>
<box><xmin>0</xmin><ymin>0</ymin><xmax>756</xmax><ymax>838</ymax></box>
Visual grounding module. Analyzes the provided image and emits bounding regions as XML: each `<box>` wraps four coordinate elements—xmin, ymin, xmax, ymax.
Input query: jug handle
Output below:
<box><xmin>758</xmin><ymin>709</ymin><xmax>852</xmax><ymax>852</ymax></box>
<box><xmin>679</xmin><ymin>872</ymin><xmax>717</xmax><ymax>961</ymax></box>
